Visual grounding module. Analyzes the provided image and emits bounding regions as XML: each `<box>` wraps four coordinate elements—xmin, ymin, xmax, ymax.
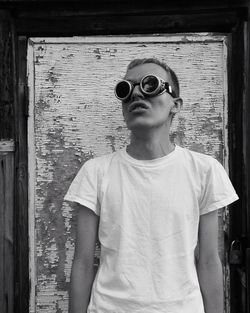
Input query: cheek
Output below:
<box><xmin>151</xmin><ymin>97</ymin><xmax>171</xmax><ymax>115</ymax></box>
<box><xmin>151</xmin><ymin>92</ymin><xmax>169</xmax><ymax>105</ymax></box>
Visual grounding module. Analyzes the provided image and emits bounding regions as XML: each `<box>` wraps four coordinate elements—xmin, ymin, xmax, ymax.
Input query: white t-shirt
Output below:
<box><xmin>64</xmin><ymin>145</ymin><xmax>239</xmax><ymax>313</ymax></box>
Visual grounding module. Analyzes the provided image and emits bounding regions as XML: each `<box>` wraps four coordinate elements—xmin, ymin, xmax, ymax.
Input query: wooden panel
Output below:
<box><xmin>13</xmin><ymin>5</ymin><xmax>245</xmax><ymax>19</ymax></box>
<box><xmin>16</xmin><ymin>12</ymin><xmax>241</xmax><ymax>36</ymax></box>
<box><xmin>0</xmin><ymin>152</ymin><xmax>14</xmax><ymax>313</ymax></box>
<box><xmin>0</xmin><ymin>11</ymin><xmax>14</xmax><ymax>140</ymax></box>
<box><xmin>228</xmin><ymin>19</ymin><xmax>249</xmax><ymax>313</ymax></box>
<box><xmin>14</xmin><ymin>36</ymin><xmax>30</xmax><ymax>313</ymax></box>
<box><xmin>0</xmin><ymin>140</ymin><xmax>15</xmax><ymax>152</ymax></box>
<box><xmin>243</xmin><ymin>17</ymin><xmax>250</xmax><ymax>313</ymax></box>
<box><xmin>0</xmin><ymin>10</ymin><xmax>15</xmax><ymax>313</ymax></box>
<box><xmin>0</xmin><ymin>0</ymin><xmax>249</xmax><ymax>11</ymax></box>
<box><xmin>28</xmin><ymin>34</ymin><xmax>228</xmax><ymax>313</ymax></box>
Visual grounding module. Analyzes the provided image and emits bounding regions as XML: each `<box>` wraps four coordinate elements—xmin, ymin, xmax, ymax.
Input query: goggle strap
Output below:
<box><xmin>164</xmin><ymin>82</ymin><xmax>174</xmax><ymax>97</ymax></box>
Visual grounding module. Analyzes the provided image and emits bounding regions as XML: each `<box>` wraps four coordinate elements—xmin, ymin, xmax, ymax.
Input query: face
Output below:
<box><xmin>121</xmin><ymin>63</ymin><xmax>178</xmax><ymax>131</ymax></box>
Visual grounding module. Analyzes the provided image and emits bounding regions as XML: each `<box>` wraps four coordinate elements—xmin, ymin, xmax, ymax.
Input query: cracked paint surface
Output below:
<box><xmin>30</xmin><ymin>37</ymin><xmax>227</xmax><ymax>313</ymax></box>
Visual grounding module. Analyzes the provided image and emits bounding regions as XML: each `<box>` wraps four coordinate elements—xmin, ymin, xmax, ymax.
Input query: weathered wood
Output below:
<box><xmin>243</xmin><ymin>17</ymin><xmax>250</xmax><ymax>313</ymax></box>
<box><xmin>28</xmin><ymin>35</ymin><xmax>229</xmax><ymax>313</ymax></box>
<box><xmin>247</xmin><ymin>248</ymin><xmax>250</xmax><ymax>313</ymax></box>
<box><xmin>0</xmin><ymin>10</ymin><xmax>14</xmax><ymax>140</ymax></box>
<box><xmin>0</xmin><ymin>140</ymin><xmax>15</xmax><ymax>152</ymax></box>
<box><xmin>0</xmin><ymin>0</ymin><xmax>249</xmax><ymax>11</ymax></box>
<box><xmin>0</xmin><ymin>152</ymin><xmax>14</xmax><ymax>313</ymax></box>
<box><xmin>0</xmin><ymin>157</ymin><xmax>4</xmax><ymax>313</ymax></box>
<box><xmin>14</xmin><ymin>36</ymin><xmax>29</xmax><ymax>313</ymax></box>
<box><xmin>227</xmin><ymin>21</ymin><xmax>245</xmax><ymax>313</ymax></box>
<box><xmin>11</xmin><ymin>3</ymin><xmax>248</xmax><ymax>17</ymax></box>
<box><xmin>0</xmin><ymin>10</ymin><xmax>15</xmax><ymax>313</ymax></box>
<box><xmin>15</xmin><ymin>11</ymin><xmax>242</xmax><ymax>36</ymax></box>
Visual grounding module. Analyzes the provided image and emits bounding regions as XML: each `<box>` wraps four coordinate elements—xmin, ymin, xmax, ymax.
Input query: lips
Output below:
<box><xmin>128</xmin><ymin>101</ymin><xmax>149</xmax><ymax>113</ymax></box>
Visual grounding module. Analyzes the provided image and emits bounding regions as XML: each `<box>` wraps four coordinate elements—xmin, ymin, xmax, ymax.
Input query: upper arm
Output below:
<box><xmin>197</xmin><ymin>210</ymin><xmax>220</xmax><ymax>263</ymax></box>
<box><xmin>73</xmin><ymin>203</ymin><xmax>99</xmax><ymax>266</ymax></box>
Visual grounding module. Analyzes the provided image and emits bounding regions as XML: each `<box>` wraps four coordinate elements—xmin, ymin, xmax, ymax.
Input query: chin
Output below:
<box><xmin>126</xmin><ymin>119</ymin><xmax>155</xmax><ymax>131</ymax></box>
<box><xmin>127</xmin><ymin>115</ymin><xmax>169</xmax><ymax>130</ymax></box>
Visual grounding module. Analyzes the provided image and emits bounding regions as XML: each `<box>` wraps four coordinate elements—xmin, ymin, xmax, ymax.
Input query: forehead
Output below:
<box><xmin>124</xmin><ymin>63</ymin><xmax>169</xmax><ymax>81</ymax></box>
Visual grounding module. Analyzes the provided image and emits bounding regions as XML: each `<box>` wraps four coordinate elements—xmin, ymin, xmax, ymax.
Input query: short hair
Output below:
<box><xmin>126</xmin><ymin>58</ymin><xmax>180</xmax><ymax>98</ymax></box>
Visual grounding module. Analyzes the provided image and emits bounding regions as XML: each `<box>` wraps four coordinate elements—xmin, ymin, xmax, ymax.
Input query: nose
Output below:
<box><xmin>130</xmin><ymin>84</ymin><xmax>144</xmax><ymax>101</ymax></box>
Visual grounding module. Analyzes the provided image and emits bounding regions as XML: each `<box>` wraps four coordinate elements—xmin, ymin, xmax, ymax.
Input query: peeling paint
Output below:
<box><xmin>46</xmin><ymin>67</ymin><xmax>59</xmax><ymax>84</ymax></box>
<box><xmin>106</xmin><ymin>135</ymin><xmax>116</xmax><ymax>152</ymax></box>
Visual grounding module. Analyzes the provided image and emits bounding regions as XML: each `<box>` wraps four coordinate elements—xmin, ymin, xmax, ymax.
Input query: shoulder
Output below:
<box><xmin>82</xmin><ymin>149</ymin><xmax>121</xmax><ymax>174</ymax></box>
<box><xmin>177</xmin><ymin>145</ymin><xmax>221</xmax><ymax>173</ymax></box>
<box><xmin>179</xmin><ymin>147</ymin><xmax>220</xmax><ymax>170</ymax></box>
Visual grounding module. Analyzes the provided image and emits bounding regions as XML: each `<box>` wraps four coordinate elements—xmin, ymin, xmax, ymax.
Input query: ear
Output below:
<box><xmin>170</xmin><ymin>97</ymin><xmax>183</xmax><ymax>114</ymax></box>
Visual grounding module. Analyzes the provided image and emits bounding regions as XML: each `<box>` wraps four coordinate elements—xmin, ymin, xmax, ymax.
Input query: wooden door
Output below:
<box><xmin>27</xmin><ymin>34</ymin><xmax>231</xmax><ymax>313</ymax></box>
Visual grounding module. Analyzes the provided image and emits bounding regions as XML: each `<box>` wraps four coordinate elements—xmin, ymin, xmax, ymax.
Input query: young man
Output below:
<box><xmin>64</xmin><ymin>58</ymin><xmax>239</xmax><ymax>313</ymax></box>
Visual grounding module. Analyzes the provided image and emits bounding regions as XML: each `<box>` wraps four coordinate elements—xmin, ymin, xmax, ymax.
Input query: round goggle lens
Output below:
<box><xmin>141</xmin><ymin>75</ymin><xmax>159</xmax><ymax>93</ymax></box>
<box><xmin>115</xmin><ymin>81</ymin><xmax>131</xmax><ymax>99</ymax></box>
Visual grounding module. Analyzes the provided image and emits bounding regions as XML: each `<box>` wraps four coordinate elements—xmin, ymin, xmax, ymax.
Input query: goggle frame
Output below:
<box><xmin>114</xmin><ymin>74</ymin><xmax>175</xmax><ymax>102</ymax></box>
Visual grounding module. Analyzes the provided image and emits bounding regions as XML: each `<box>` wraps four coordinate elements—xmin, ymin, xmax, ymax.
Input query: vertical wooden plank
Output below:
<box><xmin>0</xmin><ymin>156</ymin><xmax>4</xmax><ymax>313</ymax></box>
<box><xmin>221</xmin><ymin>37</ymin><xmax>231</xmax><ymax>313</ymax></box>
<box><xmin>0</xmin><ymin>9</ymin><xmax>15</xmax><ymax>313</ymax></box>
<box><xmin>227</xmin><ymin>20</ymin><xmax>245</xmax><ymax>313</ymax></box>
<box><xmin>243</xmin><ymin>18</ymin><xmax>250</xmax><ymax>313</ymax></box>
<box><xmin>14</xmin><ymin>36</ymin><xmax>29</xmax><ymax>313</ymax></box>
<box><xmin>4</xmin><ymin>153</ymin><xmax>14</xmax><ymax>313</ymax></box>
<box><xmin>0</xmin><ymin>151</ymin><xmax>14</xmax><ymax>313</ymax></box>
<box><xmin>0</xmin><ymin>10</ymin><xmax>14</xmax><ymax>140</ymax></box>
<box><xmin>247</xmin><ymin>248</ymin><xmax>250</xmax><ymax>313</ymax></box>
<box><xmin>27</xmin><ymin>38</ymin><xmax>36</xmax><ymax>313</ymax></box>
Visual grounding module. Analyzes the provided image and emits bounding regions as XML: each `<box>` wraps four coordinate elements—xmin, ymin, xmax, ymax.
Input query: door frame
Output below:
<box><xmin>3</xmin><ymin>3</ymin><xmax>249</xmax><ymax>313</ymax></box>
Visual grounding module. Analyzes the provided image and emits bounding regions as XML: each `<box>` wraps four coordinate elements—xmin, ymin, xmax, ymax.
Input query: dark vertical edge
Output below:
<box><xmin>0</xmin><ymin>10</ymin><xmax>14</xmax><ymax>140</ymax></box>
<box><xmin>0</xmin><ymin>156</ymin><xmax>5</xmax><ymax>313</ymax></box>
<box><xmin>227</xmin><ymin>20</ymin><xmax>245</xmax><ymax>313</ymax></box>
<box><xmin>0</xmin><ymin>153</ymin><xmax>15</xmax><ymax>313</ymax></box>
<box><xmin>247</xmin><ymin>249</ymin><xmax>250</xmax><ymax>313</ymax></box>
<box><xmin>4</xmin><ymin>153</ymin><xmax>14</xmax><ymax>313</ymax></box>
<box><xmin>243</xmin><ymin>15</ymin><xmax>250</xmax><ymax>313</ymax></box>
<box><xmin>0</xmin><ymin>9</ymin><xmax>15</xmax><ymax>313</ymax></box>
<box><xmin>13</xmin><ymin>28</ymin><xmax>29</xmax><ymax>313</ymax></box>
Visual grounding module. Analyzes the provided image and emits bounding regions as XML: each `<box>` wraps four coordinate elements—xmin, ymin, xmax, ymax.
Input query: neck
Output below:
<box><xmin>126</xmin><ymin>126</ymin><xmax>175</xmax><ymax>160</ymax></box>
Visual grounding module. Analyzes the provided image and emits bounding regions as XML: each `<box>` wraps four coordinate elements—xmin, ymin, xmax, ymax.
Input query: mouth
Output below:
<box><xmin>128</xmin><ymin>101</ymin><xmax>149</xmax><ymax>113</ymax></box>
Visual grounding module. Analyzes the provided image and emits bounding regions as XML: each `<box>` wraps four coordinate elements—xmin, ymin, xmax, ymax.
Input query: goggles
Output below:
<box><xmin>114</xmin><ymin>74</ymin><xmax>175</xmax><ymax>102</ymax></box>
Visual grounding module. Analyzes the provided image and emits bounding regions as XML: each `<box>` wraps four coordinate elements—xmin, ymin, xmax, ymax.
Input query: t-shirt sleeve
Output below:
<box><xmin>63</xmin><ymin>159</ymin><xmax>100</xmax><ymax>216</ymax></box>
<box><xmin>199</xmin><ymin>158</ymin><xmax>239</xmax><ymax>215</ymax></box>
